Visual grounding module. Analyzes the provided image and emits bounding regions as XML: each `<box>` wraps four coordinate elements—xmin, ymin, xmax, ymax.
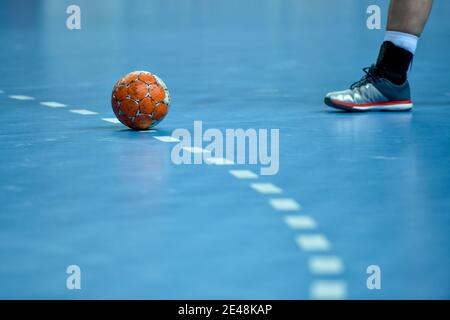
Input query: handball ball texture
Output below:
<box><xmin>111</xmin><ymin>71</ymin><xmax>170</xmax><ymax>130</ymax></box>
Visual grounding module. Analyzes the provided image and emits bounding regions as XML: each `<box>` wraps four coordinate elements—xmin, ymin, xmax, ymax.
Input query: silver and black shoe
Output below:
<box><xmin>324</xmin><ymin>65</ymin><xmax>413</xmax><ymax>112</ymax></box>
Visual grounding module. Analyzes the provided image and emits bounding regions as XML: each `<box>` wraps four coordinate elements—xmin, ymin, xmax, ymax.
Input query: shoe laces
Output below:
<box><xmin>350</xmin><ymin>65</ymin><xmax>380</xmax><ymax>90</ymax></box>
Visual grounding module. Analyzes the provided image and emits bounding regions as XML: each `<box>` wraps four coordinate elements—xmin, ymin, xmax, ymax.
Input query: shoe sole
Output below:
<box><xmin>324</xmin><ymin>97</ymin><xmax>413</xmax><ymax>112</ymax></box>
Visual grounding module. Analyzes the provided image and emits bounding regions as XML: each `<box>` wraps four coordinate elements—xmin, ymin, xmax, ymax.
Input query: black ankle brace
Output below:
<box><xmin>375</xmin><ymin>41</ymin><xmax>413</xmax><ymax>85</ymax></box>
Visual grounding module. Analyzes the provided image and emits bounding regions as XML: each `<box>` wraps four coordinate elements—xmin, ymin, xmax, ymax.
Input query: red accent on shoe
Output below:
<box><xmin>331</xmin><ymin>99</ymin><xmax>412</xmax><ymax>108</ymax></box>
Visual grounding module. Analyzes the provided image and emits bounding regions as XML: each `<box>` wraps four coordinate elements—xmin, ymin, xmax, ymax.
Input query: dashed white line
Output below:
<box><xmin>204</xmin><ymin>157</ymin><xmax>234</xmax><ymax>165</ymax></box>
<box><xmin>309</xmin><ymin>281</ymin><xmax>347</xmax><ymax>300</ymax></box>
<box><xmin>229</xmin><ymin>170</ymin><xmax>258</xmax><ymax>179</ymax></box>
<box><xmin>269</xmin><ymin>198</ymin><xmax>301</xmax><ymax>211</ymax></box>
<box><xmin>0</xmin><ymin>90</ymin><xmax>4</xmax><ymax>94</ymax></box>
<box><xmin>308</xmin><ymin>256</ymin><xmax>344</xmax><ymax>275</ymax></box>
<box><xmin>182</xmin><ymin>146</ymin><xmax>210</xmax><ymax>154</ymax></box>
<box><xmin>40</xmin><ymin>101</ymin><xmax>67</xmax><ymax>108</ymax></box>
<box><xmin>9</xmin><ymin>95</ymin><xmax>35</xmax><ymax>100</ymax></box>
<box><xmin>9</xmin><ymin>91</ymin><xmax>348</xmax><ymax>299</ymax></box>
<box><xmin>284</xmin><ymin>215</ymin><xmax>317</xmax><ymax>229</ymax></box>
<box><xmin>250</xmin><ymin>183</ymin><xmax>282</xmax><ymax>194</ymax></box>
<box><xmin>102</xmin><ymin>118</ymin><xmax>121</xmax><ymax>124</ymax></box>
<box><xmin>154</xmin><ymin>136</ymin><xmax>180</xmax><ymax>142</ymax></box>
<box><xmin>70</xmin><ymin>109</ymin><xmax>98</xmax><ymax>115</ymax></box>
<box><xmin>295</xmin><ymin>234</ymin><xmax>331</xmax><ymax>252</ymax></box>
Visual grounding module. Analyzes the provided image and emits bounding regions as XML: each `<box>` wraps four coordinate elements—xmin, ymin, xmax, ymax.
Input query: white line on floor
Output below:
<box><xmin>371</xmin><ymin>155</ymin><xmax>399</xmax><ymax>160</ymax></box>
<box><xmin>70</xmin><ymin>109</ymin><xmax>98</xmax><ymax>115</ymax></box>
<box><xmin>20</xmin><ymin>97</ymin><xmax>347</xmax><ymax>298</ymax></box>
<box><xmin>182</xmin><ymin>146</ymin><xmax>210</xmax><ymax>154</ymax></box>
<box><xmin>284</xmin><ymin>215</ymin><xmax>317</xmax><ymax>229</ymax></box>
<box><xmin>269</xmin><ymin>198</ymin><xmax>301</xmax><ymax>211</ymax></box>
<box><xmin>40</xmin><ymin>101</ymin><xmax>67</xmax><ymax>108</ymax></box>
<box><xmin>229</xmin><ymin>170</ymin><xmax>258</xmax><ymax>179</ymax></box>
<box><xmin>102</xmin><ymin>118</ymin><xmax>121</xmax><ymax>124</ymax></box>
<box><xmin>204</xmin><ymin>157</ymin><xmax>234</xmax><ymax>165</ymax></box>
<box><xmin>309</xmin><ymin>281</ymin><xmax>347</xmax><ymax>300</ymax></box>
<box><xmin>250</xmin><ymin>183</ymin><xmax>282</xmax><ymax>194</ymax></box>
<box><xmin>308</xmin><ymin>256</ymin><xmax>344</xmax><ymax>275</ymax></box>
<box><xmin>154</xmin><ymin>136</ymin><xmax>180</xmax><ymax>142</ymax></box>
<box><xmin>9</xmin><ymin>95</ymin><xmax>35</xmax><ymax>100</ymax></box>
<box><xmin>296</xmin><ymin>234</ymin><xmax>331</xmax><ymax>252</ymax></box>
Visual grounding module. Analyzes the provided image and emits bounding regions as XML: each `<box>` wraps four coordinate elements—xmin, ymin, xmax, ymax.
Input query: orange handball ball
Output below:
<box><xmin>111</xmin><ymin>71</ymin><xmax>170</xmax><ymax>130</ymax></box>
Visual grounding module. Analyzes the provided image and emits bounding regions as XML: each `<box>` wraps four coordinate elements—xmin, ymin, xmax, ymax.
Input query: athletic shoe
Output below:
<box><xmin>324</xmin><ymin>65</ymin><xmax>413</xmax><ymax>111</ymax></box>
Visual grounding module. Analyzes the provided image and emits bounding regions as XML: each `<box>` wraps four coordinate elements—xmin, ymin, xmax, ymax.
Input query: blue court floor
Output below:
<box><xmin>0</xmin><ymin>0</ymin><xmax>449</xmax><ymax>299</ymax></box>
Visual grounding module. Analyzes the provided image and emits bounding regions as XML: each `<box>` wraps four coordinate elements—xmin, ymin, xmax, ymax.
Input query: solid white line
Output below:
<box><xmin>70</xmin><ymin>109</ymin><xmax>98</xmax><ymax>115</ymax></box>
<box><xmin>182</xmin><ymin>146</ymin><xmax>210</xmax><ymax>154</ymax></box>
<box><xmin>269</xmin><ymin>198</ymin><xmax>301</xmax><ymax>211</ymax></box>
<box><xmin>9</xmin><ymin>95</ymin><xmax>35</xmax><ymax>100</ymax></box>
<box><xmin>40</xmin><ymin>101</ymin><xmax>67</xmax><ymax>108</ymax></box>
<box><xmin>204</xmin><ymin>157</ymin><xmax>234</xmax><ymax>165</ymax></box>
<box><xmin>308</xmin><ymin>256</ymin><xmax>344</xmax><ymax>275</ymax></box>
<box><xmin>250</xmin><ymin>183</ymin><xmax>282</xmax><ymax>194</ymax></box>
<box><xmin>229</xmin><ymin>170</ymin><xmax>258</xmax><ymax>179</ymax></box>
<box><xmin>102</xmin><ymin>118</ymin><xmax>121</xmax><ymax>124</ymax></box>
<box><xmin>295</xmin><ymin>234</ymin><xmax>331</xmax><ymax>251</ymax></box>
<box><xmin>284</xmin><ymin>215</ymin><xmax>317</xmax><ymax>229</ymax></box>
<box><xmin>309</xmin><ymin>281</ymin><xmax>347</xmax><ymax>300</ymax></box>
<box><xmin>154</xmin><ymin>136</ymin><xmax>180</xmax><ymax>142</ymax></box>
